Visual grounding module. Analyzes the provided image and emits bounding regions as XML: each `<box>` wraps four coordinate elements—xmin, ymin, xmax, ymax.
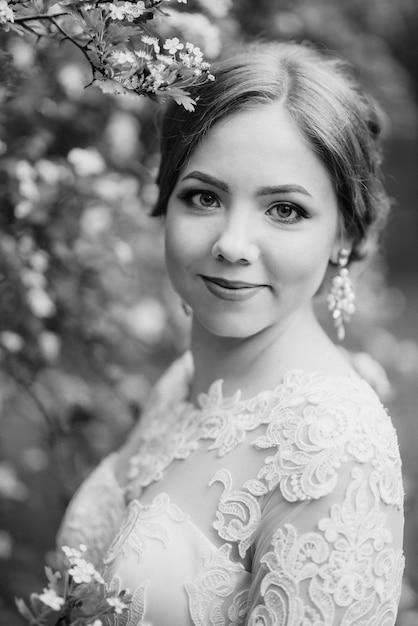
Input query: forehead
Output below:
<box><xmin>181</xmin><ymin>103</ymin><xmax>335</xmax><ymax>200</ymax></box>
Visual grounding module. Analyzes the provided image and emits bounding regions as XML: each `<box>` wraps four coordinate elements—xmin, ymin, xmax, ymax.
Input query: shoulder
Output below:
<box><xmin>57</xmin><ymin>454</ymin><xmax>125</xmax><ymax>567</ymax></box>
<box><xmin>140</xmin><ymin>351</ymin><xmax>193</xmax><ymax>422</ymax></box>
<box><xmin>251</xmin><ymin>369</ymin><xmax>403</xmax><ymax>508</ymax></box>
<box><xmin>113</xmin><ymin>352</ymin><xmax>193</xmax><ymax>485</ymax></box>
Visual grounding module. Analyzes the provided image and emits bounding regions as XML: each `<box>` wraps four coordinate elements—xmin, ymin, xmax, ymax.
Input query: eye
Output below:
<box><xmin>197</xmin><ymin>192</ymin><xmax>218</xmax><ymax>208</ymax></box>
<box><xmin>178</xmin><ymin>189</ymin><xmax>220</xmax><ymax>210</ymax></box>
<box><xmin>266</xmin><ymin>202</ymin><xmax>307</xmax><ymax>224</ymax></box>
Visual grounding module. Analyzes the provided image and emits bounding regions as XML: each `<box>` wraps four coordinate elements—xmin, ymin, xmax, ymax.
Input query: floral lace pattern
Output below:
<box><xmin>247</xmin><ymin>467</ymin><xmax>405</xmax><ymax>626</ymax></box>
<box><xmin>57</xmin><ymin>354</ymin><xmax>404</xmax><ymax>626</ymax></box>
<box><xmin>196</xmin><ymin>380</ymin><xmax>272</xmax><ymax>457</ymax></box>
<box><xmin>251</xmin><ymin>371</ymin><xmax>403</xmax><ymax>507</ymax></box>
<box><xmin>103</xmin><ymin>493</ymin><xmax>190</xmax><ymax>568</ymax></box>
<box><xmin>209</xmin><ymin>468</ymin><xmax>262</xmax><ymax>559</ymax></box>
<box><xmin>125</xmin><ymin>402</ymin><xmax>199</xmax><ymax>499</ymax></box>
<box><xmin>104</xmin><ymin>575</ymin><xmax>150</xmax><ymax>626</ymax></box>
<box><xmin>185</xmin><ymin>543</ymin><xmax>249</xmax><ymax>626</ymax></box>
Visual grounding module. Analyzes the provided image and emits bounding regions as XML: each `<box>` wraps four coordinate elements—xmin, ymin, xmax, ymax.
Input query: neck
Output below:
<box><xmin>188</xmin><ymin>307</ymin><xmax>331</xmax><ymax>402</ymax></box>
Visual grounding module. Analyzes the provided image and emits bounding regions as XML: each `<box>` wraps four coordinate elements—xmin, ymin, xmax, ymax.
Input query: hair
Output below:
<box><xmin>153</xmin><ymin>41</ymin><xmax>391</xmax><ymax>262</ymax></box>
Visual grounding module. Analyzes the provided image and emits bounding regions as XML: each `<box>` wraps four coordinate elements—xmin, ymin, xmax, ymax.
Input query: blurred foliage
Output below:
<box><xmin>0</xmin><ymin>1</ymin><xmax>418</xmax><ymax>624</ymax></box>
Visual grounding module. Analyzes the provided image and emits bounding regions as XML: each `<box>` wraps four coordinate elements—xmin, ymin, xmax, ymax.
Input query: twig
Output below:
<box><xmin>14</xmin><ymin>13</ymin><xmax>67</xmax><ymax>23</ymax></box>
<box><xmin>7</xmin><ymin>366</ymin><xmax>61</xmax><ymax>440</ymax></box>
<box><xmin>49</xmin><ymin>16</ymin><xmax>100</xmax><ymax>81</ymax></box>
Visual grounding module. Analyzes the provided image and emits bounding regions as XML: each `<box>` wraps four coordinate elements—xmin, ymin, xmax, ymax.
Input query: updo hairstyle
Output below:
<box><xmin>153</xmin><ymin>41</ymin><xmax>391</xmax><ymax>262</ymax></box>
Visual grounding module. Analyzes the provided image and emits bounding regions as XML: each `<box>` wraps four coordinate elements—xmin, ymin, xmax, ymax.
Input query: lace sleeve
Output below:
<box><xmin>56</xmin><ymin>454</ymin><xmax>126</xmax><ymax>568</ymax></box>
<box><xmin>245</xmin><ymin>457</ymin><xmax>405</xmax><ymax>625</ymax></box>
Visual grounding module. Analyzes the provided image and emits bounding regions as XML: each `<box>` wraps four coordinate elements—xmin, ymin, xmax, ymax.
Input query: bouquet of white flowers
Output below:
<box><xmin>16</xmin><ymin>544</ymin><xmax>130</xmax><ymax>626</ymax></box>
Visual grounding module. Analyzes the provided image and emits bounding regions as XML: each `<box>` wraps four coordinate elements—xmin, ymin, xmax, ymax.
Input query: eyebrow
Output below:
<box><xmin>180</xmin><ymin>171</ymin><xmax>312</xmax><ymax>197</ymax></box>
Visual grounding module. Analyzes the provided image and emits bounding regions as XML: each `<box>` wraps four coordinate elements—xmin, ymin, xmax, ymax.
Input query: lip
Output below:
<box><xmin>200</xmin><ymin>275</ymin><xmax>266</xmax><ymax>301</ymax></box>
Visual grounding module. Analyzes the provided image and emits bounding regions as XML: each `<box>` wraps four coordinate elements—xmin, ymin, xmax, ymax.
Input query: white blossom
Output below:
<box><xmin>68</xmin><ymin>559</ymin><xmax>104</xmax><ymax>583</ymax></box>
<box><xmin>38</xmin><ymin>588</ymin><xmax>65</xmax><ymax>611</ymax></box>
<box><xmin>107</xmin><ymin>597</ymin><xmax>129</xmax><ymax>614</ymax></box>
<box><xmin>0</xmin><ymin>0</ymin><xmax>14</xmax><ymax>25</ymax></box>
<box><xmin>163</xmin><ymin>37</ymin><xmax>184</xmax><ymax>55</ymax></box>
<box><xmin>69</xmin><ymin>559</ymin><xmax>97</xmax><ymax>584</ymax></box>
<box><xmin>109</xmin><ymin>1</ymin><xmax>146</xmax><ymax>21</ymax></box>
<box><xmin>165</xmin><ymin>11</ymin><xmax>221</xmax><ymax>58</ymax></box>
<box><xmin>141</xmin><ymin>35</ymin><xmax>160</xmax><ymax>53</ymax></box>
<box><xmin>111</xmin><ymin>49</ymin><xmax>137</xmax><ymax>65</ymax></box>
<box><xmin>62</xmin><ymin>545</ymin><xmax>105</xmax><ymax>585</ymax></box>
<box><xmin>135</xmin><ymin>50</ymin><xmax>152</xmax><ymax>61</ymax></box>
<box><xmin>147</xmin><ymin>64</ymin><xmax>167</xmax><ymax>91</ymax></box>
<box><xmin>62</xmin><ymin>544</ymin><xmax>87</xmax><ymax>562</ymax></box>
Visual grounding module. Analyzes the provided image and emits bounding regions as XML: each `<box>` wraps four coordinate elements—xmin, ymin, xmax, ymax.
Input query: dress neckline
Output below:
<box><xmin>178</xmin><ymin>350</ymin><xmax>361</xmax><ymax>413</ymax></box>
<box><xmin>124</xmin><ymin>352</ymin><xmax>385</xmax><ymax>501</ymax></box>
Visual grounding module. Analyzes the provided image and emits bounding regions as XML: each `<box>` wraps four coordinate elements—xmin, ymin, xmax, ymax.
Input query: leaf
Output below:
<box><xmin>93</xmin><ymin>77</ymin><xmax>137</xmax><ymax>97</ymax></box>
<box><xmin>171</xmin><ymin>93</ymin><xmax>196</xmax><ymax>111</ymax></box>
<box><xmin>42</xmin><ymin>0</ymin><xmax>65</xmax><ymax>10</ymax></box>
<box><xmin>58</xmin><ymin>0</ymin><xmax>80</xmax><ymax>5</ymax></box>
<box><xmin>44</xmin><ymin>566</ymin><xmax>63</xmax><ymax>593</ymax></box>
<box><xmin>15</xmin><ymin>597</ymin><xmax>36</xmax><ymax>621</ymax></box>
<box><xmin>104</xmin><ymin>25</ymin><xmax>131</xmax><ymax>45</ymax></box>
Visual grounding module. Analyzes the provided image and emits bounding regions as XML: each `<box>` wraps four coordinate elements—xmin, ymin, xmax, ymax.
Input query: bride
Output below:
<box><xmin>58</xmin><ymin>41</ymin><xmax>404</xmax><ymax>625</ymax></box>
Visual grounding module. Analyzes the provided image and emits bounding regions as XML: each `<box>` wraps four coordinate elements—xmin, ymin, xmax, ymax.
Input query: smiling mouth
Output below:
<box><xmin>200</xmin><ymin>275</ymin><xmax>266</xmax><ymax>301</ymax></box>
<box><xmin>202</xmin><ymin>276</ymin><xmax>263</xmax><ymax>289</ymax></box>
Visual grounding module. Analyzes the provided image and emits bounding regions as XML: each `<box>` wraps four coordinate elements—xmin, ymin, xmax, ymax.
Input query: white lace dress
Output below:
<box><xmin>57</xmin><ymin>352</ymin><xmax>405</xmax><ymax>625</ymax></box>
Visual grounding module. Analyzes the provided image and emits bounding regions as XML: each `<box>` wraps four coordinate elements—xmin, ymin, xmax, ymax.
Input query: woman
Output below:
<box><xmin>58</xmin><ymin>41</ymin><xmax>405</xmax><ymax>625</ymax></box>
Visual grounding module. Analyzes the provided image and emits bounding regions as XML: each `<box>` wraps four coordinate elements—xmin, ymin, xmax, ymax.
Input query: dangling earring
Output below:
<box><xmin>327</xmin><ymin>248</ymin><xmax>356</xmax><ymax>341</ymax></box>
<box><xmin>181</xmin><ymin>299</ymin><xmax>192</xmax><ymax>316</ymax></box>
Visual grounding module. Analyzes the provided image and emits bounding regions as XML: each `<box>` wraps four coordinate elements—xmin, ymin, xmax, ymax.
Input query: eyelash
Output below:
<box><xmin>266</xmin><ymin>202</ymin><xmax>309</xmax><ymax>224</ymax></box>
<box><xmin>177</xmin><ymin>190</ymin><xmax>309</xmax><ymax>224</ymax></box>
<box><xmin>178</xmin><ymin>190</ymin><xmax>220</xmax><ymax>211</ymax></box>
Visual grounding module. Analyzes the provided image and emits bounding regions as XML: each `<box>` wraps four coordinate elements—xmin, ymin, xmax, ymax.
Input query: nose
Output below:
<box><xmin>211</xmin><ymin>211</ymin><xmax>259</xmax><ymax>265</ymax></box>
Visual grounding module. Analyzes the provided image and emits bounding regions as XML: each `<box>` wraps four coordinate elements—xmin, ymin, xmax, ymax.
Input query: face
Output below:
<box><xmin>165</xmin><ymin>103</ymin><xmax>342</xmax><ymax>340</ymax></box>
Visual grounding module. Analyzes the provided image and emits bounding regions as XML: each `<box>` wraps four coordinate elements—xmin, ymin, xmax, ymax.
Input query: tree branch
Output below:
<box><xmin>50</xmin><ymin>16</ymin><xmax>103</xmax><ymax>82</ymax></box>
<box><xmin>14</xmin><ymin>13</ymin><xmax>68</xmax><ymax>23</ymax></box>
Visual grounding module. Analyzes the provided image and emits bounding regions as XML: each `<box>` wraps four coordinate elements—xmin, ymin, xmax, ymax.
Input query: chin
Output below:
<box><xmin>195</xmin><ymin>313</ymin><xmax>267</xmax><ymax>341</ymax></box>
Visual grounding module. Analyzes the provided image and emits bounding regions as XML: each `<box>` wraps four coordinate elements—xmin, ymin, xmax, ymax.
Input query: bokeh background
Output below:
<box><xmin>0</xmin><ymin>0</ymin><xmax>417</xmax><ymax>623</ymax></box>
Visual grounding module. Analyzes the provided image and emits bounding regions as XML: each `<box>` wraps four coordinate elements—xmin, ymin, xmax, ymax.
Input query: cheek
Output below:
<box><xmin>165</xmin><ymin>207</ymin><xmax>215</xmax><ymax>267</ymax></box>
<box><xmin>164</xmin><ymin>222</ymin><xmax>184</xmax><ymax>279</ymax></box>
<box><xmin>269</xmin><ymin>238</ymin><xmax>335</xmax><ymax>286</ymax></box>
<box><xmin>164</xmin><ymin>214</ymin><xmax>201</xmax><ymax>290</ymax></box>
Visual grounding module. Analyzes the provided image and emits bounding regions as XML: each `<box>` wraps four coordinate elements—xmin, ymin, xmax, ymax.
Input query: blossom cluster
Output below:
<box><xmin>0</xmin><ymin>0</ymin><xmax>13</xmax><ymax>25</ymax></box>
<box><xmin>16</xmin><ymin>544</ymin><xmax>130</xmax><ymax>625</ymax></box>
<box><xmin>107</xmin><ymin>33</ymin><xmax>214</xmax><ymax>110</ymax></box>
<box><xmin>1</xmin><ymin>0</ymin><xmax>215</xmax><ymax>109</ymax></box>
<box><xmin>108</xmin><ymin>0</ymin><xmax>185</xmax><ymax>22</ymax></box>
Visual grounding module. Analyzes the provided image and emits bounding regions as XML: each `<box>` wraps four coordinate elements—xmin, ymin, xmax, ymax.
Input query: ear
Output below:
<box><xmin>330</xmin><ymin>234</ymin><xmax>354</xmax><ymax>266</ymax></box>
